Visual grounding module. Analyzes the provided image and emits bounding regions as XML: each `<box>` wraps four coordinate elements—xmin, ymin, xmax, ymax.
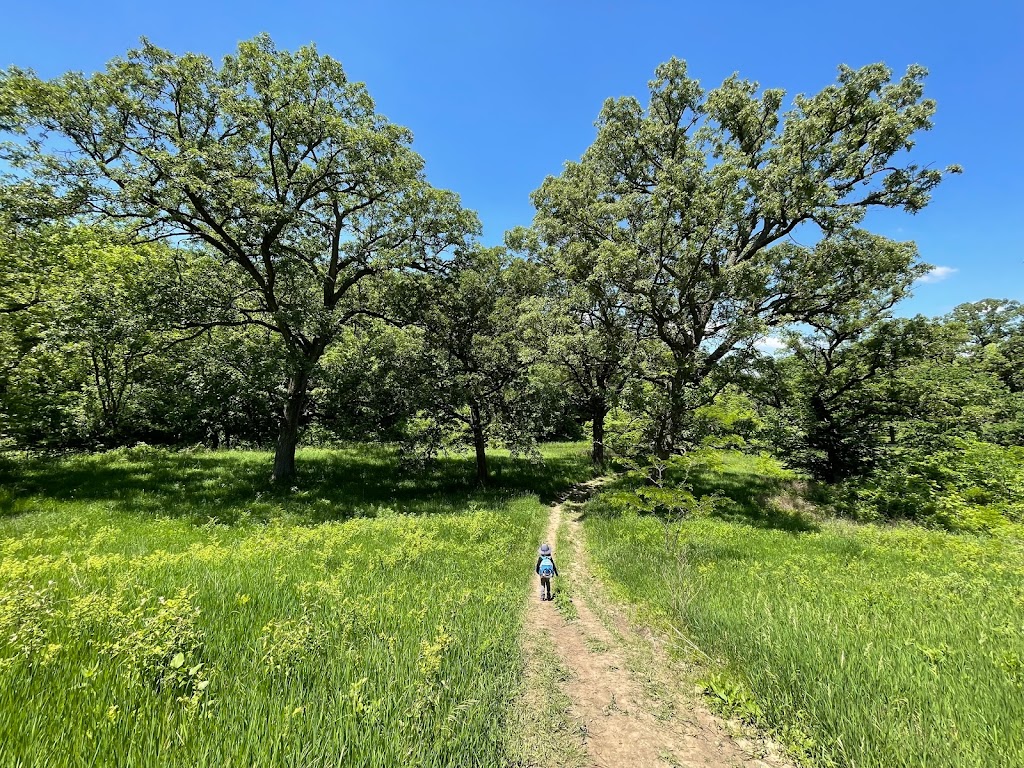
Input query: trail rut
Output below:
<box><xmin>518</xmin><ymin>483</ymin><xmax>793</xmax><ymax>768</ymax></box>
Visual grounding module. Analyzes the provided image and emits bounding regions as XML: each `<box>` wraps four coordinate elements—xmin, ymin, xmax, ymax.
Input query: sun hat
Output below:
<box><xmin>539</xmin><ymin>543</ymin><xmax>552</xmax><ymax>555</ymax></box>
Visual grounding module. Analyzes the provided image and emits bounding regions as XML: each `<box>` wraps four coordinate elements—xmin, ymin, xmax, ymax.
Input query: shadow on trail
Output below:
<box><xmin>0</xmin><ymin>444</ymin><xmax>593</xmax><ymax>526</ymax></box>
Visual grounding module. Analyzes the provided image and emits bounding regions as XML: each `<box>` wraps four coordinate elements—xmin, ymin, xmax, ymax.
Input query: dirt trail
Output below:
<box><xmin>519</xmin><ymin>483</ymin><xmax>792</xmax><ymax>768</ymax></box>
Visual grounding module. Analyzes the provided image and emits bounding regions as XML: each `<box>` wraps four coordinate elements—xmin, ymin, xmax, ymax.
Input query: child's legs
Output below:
<box><xmin>541</xmin><ymin>576</ymin><xmax>551</xmax><ymax>599</ymax></box>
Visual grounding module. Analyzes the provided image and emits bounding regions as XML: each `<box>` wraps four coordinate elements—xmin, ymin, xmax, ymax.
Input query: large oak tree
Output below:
<box><xmin>525</xmin><ymin>59</ymin><xmax>960</xmax><ymax>456</ymax></box>
<box><xmin>0</xmin><ymin>35</ymin><xmax>476</xmax><ymax>480</ymax></box>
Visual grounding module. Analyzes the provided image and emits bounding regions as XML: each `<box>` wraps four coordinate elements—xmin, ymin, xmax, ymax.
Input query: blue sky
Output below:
<box><xmin>2</xmin><ymin>0</ymin><xmax>1021</xmax><ymax>317</ymax></box>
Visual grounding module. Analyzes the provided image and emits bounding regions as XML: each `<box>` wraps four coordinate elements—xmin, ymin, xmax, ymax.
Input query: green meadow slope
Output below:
<box><xmin>0</xmin><ymin>444</ymin><xmax>590</xmax><ymax>767</ymax></box>
<box><xmin>583</xmin><ymin>452</ymin><xmax>1024</xmax><ymax>768</ymax></box>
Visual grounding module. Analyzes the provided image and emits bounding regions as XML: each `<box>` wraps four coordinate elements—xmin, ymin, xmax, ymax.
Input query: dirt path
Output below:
<box><xmin>517</xmin><ymin>483</ymin><xmax>793</xmax><ymax>768</ymax></box>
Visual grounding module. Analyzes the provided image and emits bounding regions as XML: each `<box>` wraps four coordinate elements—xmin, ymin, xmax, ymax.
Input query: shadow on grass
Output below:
<box><xmin>690</xmin><ymin>466</ymin><xmax>819</xmax><ymax>533</ymax></box>
<box><xmin>584</xmin><ymin>454</ymin><xmax>818</xmax><ymax>534</ymax></box>
<box><xmin>0</xmin><ymin>444</ymin><xmax>594</xmax><ymax>526</ymax></box>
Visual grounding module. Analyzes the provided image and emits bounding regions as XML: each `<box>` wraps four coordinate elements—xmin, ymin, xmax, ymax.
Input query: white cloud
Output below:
<box><xmin>918</xmin><ymin>265</ymin><xmax>958</xmax><ymax>284</ymax></box>
<box><xmin>756</xmin><ymin>336</ymin><xmax>787</xmax><ymax>351</ymax></box>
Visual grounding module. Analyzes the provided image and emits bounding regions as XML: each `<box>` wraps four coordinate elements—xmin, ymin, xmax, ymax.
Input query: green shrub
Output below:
<box><xmin>837</xmin><ymin>439</ymin><xmax>1024</xmax><ymax>530</ymax></box>
<box><xmin>601</xmin><ymin>451</ymin><xmax>724</xmax><ymax>521</ymax></box>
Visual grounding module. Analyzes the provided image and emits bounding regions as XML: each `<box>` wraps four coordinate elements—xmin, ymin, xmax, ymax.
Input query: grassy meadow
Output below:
<box><xmin>0</xmin><ymin>443</ymin><xmax>591</xmax><ymax>767</ymax></box>
<box><xmin>583</xmin><ymin>453</ymin><xmax>1024</xmax><ymax>768</ymax></box>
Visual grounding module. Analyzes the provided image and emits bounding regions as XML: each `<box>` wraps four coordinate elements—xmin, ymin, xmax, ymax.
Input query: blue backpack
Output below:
<box><xmin>539</xmin><ymin>556</ymin><xmax>554</xmax><ymax>577</ymax></box>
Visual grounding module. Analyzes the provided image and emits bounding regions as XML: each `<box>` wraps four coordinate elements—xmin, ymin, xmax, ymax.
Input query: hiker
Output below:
<box><xmin>535</xmin><ymin>543</ymin><xmax>558</xmax><ymax>601</ymax></box>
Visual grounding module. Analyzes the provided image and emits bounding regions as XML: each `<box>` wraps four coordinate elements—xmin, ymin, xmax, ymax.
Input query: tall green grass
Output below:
<box><xmin>583</xmin><ymin>453</ymin><xmax>1024</xmax><ymax>768</ymax></box>
<box><xmin>0</xmin><ymin>443</ymin><xmax>591</xmax><ymax>767</ymax></box>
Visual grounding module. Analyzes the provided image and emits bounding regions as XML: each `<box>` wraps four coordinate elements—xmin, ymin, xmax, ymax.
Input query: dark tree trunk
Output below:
<box><xmin>591</xmin><ymin>398</ymin><xmax>608</xmax><ymax>468</ymax></box>
<box><xmin>809</xmin><ymin>395</ymin><xmax>840</xmax><ymax>483</ymax></box>
<box><xmin>657</xmin><ymin>366</ymin><xmax>691</xmax><ymax>459</ymax></box>
<box><xmin>809</xmin><ymin>394</ymin><xmax>856</xmax><ymax>483</ymax></box>
<box><xmin>272</xmin><ymin>361</ymin><xmax>315</xmax><ymax>484</ymax></box>
<box><xmin>469</xmin><ymin>403</ymin><xmax>488</xmax><ymax>486</ymax></box>
<box><xmin>654</xmin><ymin>403</ymin><xmax>675</xmax><ymax>460</ymax></box>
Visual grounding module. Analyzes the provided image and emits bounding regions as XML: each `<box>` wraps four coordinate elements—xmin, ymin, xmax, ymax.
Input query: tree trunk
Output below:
<box><xmin>591</xmin><ymin>398</ymin><xmax>608</xmax><ymax>468</ymax></box>
<box><xmin>469</xmin><ymin>403</ymin><xmax>489</xmax><ymax>486</ymax></box>
<box><xmin>810</xmin><ymin>395</ymin><xmax>841</xmax><ymax>483</ymax></box>
<box><xmin>654</xmin><ymin>417</ymin><xmax>672</xmax><ymax>460</ymax></box>
<box><xmin>272</xmin><ymin>361</ymin><xmax>315</xmax><ymax>484</ymax></box>
<box><xmin>658</xmin><ymin>366</ymin><xmax>691</xmax><ymax>459</ymax></box>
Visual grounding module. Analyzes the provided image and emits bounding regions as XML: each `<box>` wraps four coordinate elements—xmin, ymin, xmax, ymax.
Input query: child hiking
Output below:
<box><xmin>535</xmin><ymin>543</ymin><xmax>558</xmax><ymax>601</ymax></box>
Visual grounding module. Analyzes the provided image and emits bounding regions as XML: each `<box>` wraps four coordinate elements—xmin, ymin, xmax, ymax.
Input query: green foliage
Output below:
<box><xmin>407</xmin><ymin>246</ymin><xmax>549</xmax><ymax>481</ymax></box>
<box><xmin>601</xmin><ymin>450</ymin><xmax>724</xmax><ymax>522</ymax></box>
<box><xmin>507</xmin><ymin>225</ymin><xmax>637</xmax><ymax>466</ymax></box>
<box><xmin>691</xmin><ymin>391</ymin><xmax>763</xmax><ymax>448</ymax></box>
<box><xmin>891</xmin><ymin>305</ymin><xmax>1024</xmax><ymax>451</ymax></box>
<box><xmin>834</xmin><ymin>439</ymin><xmax>1024</xmax><ymax>530</ymax></box>
<box><xmin>584</xmin><ymin>451</ymin><xmax>1024</xmax><ymax>768</ymax></box>
<box><xmin>744</xmin><ymin>294</ymin><xmax>1024</xmax><ymax>489</ymax></box>
<box><xmin>1</xmin><ymin>34</ymin><xmax>476</xmax><ymax>479</ymax></box>
<box><xmin>0</xmin><ymin>221</ymin><xmax>287</xmax><ymax>449</ymax></box>
<box><xmin>698</xmin><ymin>672</ymin><xmax>764</xmax><ymax>725</ymax></box>
<box><xmin>759</xmin><ymin>314</ymin><xmax>941</xmax><ymax>481</ymax></box>
<box><xmin>2</xmin><ymin>224</ymin><xmax>179</xmax><ymax>445</ymax></box>
<box><xmin>312</xmin><ymin>323</ymin><xmax>424</xmax><ymax>441</ymax></box>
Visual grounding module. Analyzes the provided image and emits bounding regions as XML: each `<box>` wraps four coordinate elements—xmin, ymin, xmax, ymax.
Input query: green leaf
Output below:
<box><xmin>170</xmin><ymin>652</ymin><xmax>184</xmax><ymax>669</ymax></box>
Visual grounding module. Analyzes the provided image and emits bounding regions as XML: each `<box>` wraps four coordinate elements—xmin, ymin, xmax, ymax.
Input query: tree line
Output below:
<box><xmin>2</xmin><ymin>36</ymin><xmax>1020</xmax><ymax>525</ymax></box>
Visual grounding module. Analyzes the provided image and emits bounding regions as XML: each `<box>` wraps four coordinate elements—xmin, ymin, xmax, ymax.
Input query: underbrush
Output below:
<box><xmin>583</xmin><ymin>451</ymin><xmax>1024</xmax><ymax>768</ymax></box>
<box><xmin>833</xmin><ymin>438</ymin><xmax>1024</xmax><ymax>531</ymax></box>
<box><xmin>0</xmin><ymin>444</ymin><xmax>590</xmax><ymax>767</ymax></box>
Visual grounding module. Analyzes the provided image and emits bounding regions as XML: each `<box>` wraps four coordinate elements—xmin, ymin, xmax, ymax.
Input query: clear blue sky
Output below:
<box><xmin>3</xmin><ymin>0</ymin><xmax>1022</xmax><ymax>317</ymax></box>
